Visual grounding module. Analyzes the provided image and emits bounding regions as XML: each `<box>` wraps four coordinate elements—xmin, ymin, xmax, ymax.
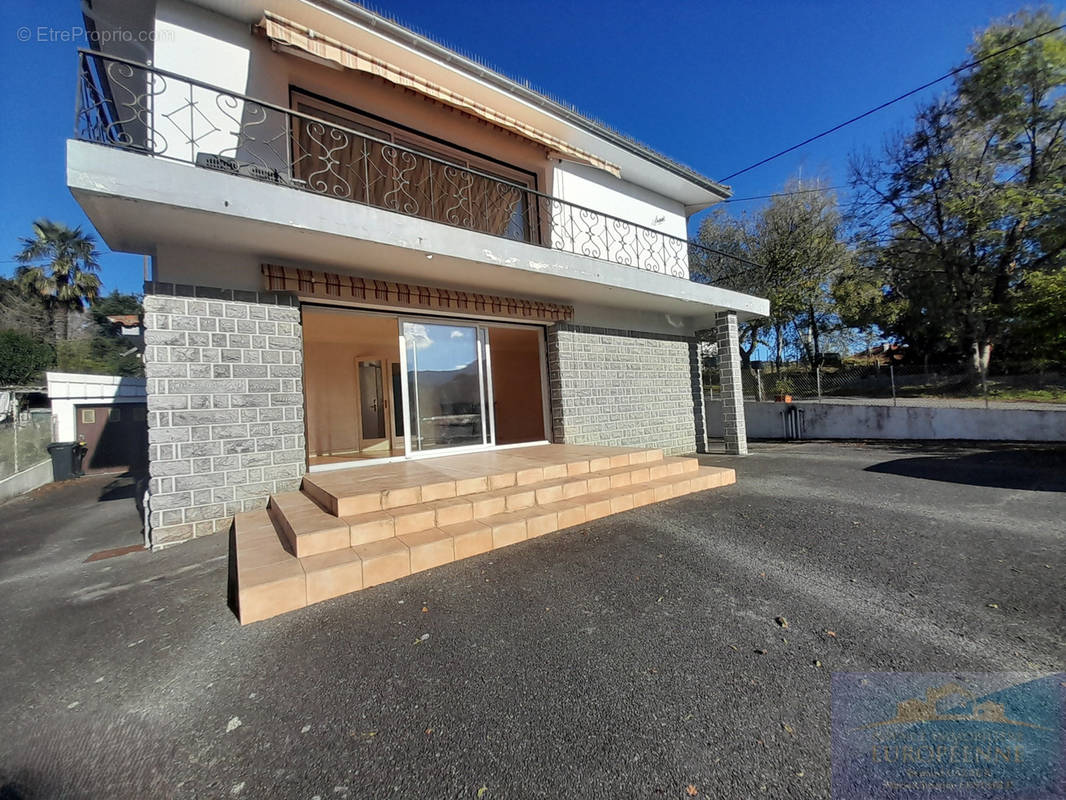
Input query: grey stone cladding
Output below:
<box><xmin>715</xmin><ymin>311</ymin><xmax>748</xmax><ymax>455</ymax></box>
<box><xmin>546</xmin><ymin>323</ymin><xmax>706</xmax><ymax>456</ymax></box>
<box><xmin>142</xmin><ymin>283</ymin><xmax>305</xmax><ymax>547</ymax></box>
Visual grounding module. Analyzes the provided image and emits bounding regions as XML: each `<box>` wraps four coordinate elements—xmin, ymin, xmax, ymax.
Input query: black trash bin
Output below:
<box><xmin>47</xmin><ymin>441</ymin><xmax>87</xmax><ymax>481</ymax></box>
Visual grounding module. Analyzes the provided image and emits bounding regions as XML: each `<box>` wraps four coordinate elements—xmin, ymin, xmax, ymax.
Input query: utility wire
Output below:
<box><xmin>717</xmin><ymin>23</ymin><xmax>1066</xmax><ymax>182</ymax></box>
<box><xmin>722</xmin><ymin>185</ymin><xmax>850</xmax><ymax>203</ymax></box>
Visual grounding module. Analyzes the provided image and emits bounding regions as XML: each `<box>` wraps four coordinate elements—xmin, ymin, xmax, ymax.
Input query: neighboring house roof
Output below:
<box><xmin>106</xmin><ymin>314</ymin><xmax>141</xmax><ymax>327</ymax></box>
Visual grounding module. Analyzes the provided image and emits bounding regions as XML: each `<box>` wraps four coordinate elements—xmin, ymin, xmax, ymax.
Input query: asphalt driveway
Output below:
<box><xmin>0</xmin><ymin>442</ymin><xmax>1062</xmax><ymax>799</ymax></box>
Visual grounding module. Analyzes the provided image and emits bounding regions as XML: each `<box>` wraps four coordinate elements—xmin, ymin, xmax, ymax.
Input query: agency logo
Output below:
<box><xmin>831</xmin><ymin>672</ymin><xmax>1064</xmax><ymax>799</ymax></box>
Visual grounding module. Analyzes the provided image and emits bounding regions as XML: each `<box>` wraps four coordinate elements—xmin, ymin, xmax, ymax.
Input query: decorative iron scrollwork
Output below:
<box><xmin>73</xmin><ymin>51</ymin><xmax>754</xmax><ymax>285</ymax></box>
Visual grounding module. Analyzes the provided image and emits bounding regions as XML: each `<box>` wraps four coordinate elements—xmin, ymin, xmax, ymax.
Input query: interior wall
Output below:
<box><xmin>489</xmin><ymin>326</ymin><xmax>547</xmax><ymax>445</ymax></box>
<box><xmin>302</xmin><ymin>308</ymin><xmax>399</xmax><ymax>457</ymax></box>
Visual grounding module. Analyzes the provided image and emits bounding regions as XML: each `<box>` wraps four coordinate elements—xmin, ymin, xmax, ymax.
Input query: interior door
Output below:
<box><xmin>355</xmin><ymin>359</ymin><xmax>389</xmax><ymax>454</ymax></box>
<box><xmin>401</xmin><ymin>320</ymin><xmax>490</xmax><ymax>454</ymax></box>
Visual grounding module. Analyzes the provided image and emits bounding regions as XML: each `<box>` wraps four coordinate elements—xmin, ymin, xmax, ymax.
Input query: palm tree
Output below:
<box><xmin>15</xmin><ymin>219</ymin><xmax>103</xmax><ymax>342</ymax></box>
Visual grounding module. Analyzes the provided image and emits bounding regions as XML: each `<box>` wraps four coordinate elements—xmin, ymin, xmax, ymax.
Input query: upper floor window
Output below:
<box><xmin>289</xmin><ymin>90</ymin><xmax>538</xmax><ymax>243</ymax></box>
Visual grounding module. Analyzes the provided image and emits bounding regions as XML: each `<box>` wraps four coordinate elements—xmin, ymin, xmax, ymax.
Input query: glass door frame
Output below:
<box><xmin>304</xmin><ymin>306</ymin><xmax>552</xmax><ymax>473</ymax></box>
<box><xmin>397</xmin><ymin>314</ymin><xmax>498</xmax><ymax>460</ymax></box>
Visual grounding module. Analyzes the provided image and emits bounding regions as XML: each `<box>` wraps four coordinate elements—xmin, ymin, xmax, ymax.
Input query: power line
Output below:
<box><xmin>717</xmin><ymin>23</ymin><xmax>1066</xmax><ymax>182</ymax></box>
<box><xmin>722</xmin><ymin>185</ymin><xmax>850</xmax><ymax>203</ymax></box>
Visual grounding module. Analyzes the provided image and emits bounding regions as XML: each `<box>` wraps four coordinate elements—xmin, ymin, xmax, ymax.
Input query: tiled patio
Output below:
<box><xmin>234</xmin><ymin>444</ymin><xmax>735</xmax><ymax>623</ymax></box>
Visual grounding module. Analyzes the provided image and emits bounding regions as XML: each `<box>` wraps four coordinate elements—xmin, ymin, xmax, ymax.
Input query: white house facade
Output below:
<box><xmin>70</xmin><ymin>0</ymin><xmax>767</xmax><ymax>550</ymax></box>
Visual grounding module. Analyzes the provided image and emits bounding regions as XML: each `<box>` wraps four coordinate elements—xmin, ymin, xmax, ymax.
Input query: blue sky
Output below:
<box><xmin>0</xmin><ymin>0</ymin><xmax>1051</xmax><ymax>297</ymax></box>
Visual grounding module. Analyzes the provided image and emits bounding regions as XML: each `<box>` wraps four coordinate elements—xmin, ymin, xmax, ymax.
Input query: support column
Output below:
<box><xmin>715</xmin><ymin>311</ymin><xmax>748</xmax><ymax>456</ymax></box>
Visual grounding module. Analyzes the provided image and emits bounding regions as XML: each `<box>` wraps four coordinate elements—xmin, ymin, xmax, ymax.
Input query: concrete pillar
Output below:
<box><xmin>715</xmin><ymin>311</ymin><xmax>748</xmax><ymax>456</ymax></box>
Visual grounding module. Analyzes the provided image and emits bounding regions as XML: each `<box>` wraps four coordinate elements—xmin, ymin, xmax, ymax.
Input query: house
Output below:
<box><xmin>69</xmin><ymin>0</ymin><xmax>768</xmax><ymax>618</ymax></box>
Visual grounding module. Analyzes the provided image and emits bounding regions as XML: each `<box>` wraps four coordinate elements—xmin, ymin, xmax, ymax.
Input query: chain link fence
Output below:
<box><xmin>705</xmin><ymin>362</ymin><xmax>1066</xmax><ymax>410</ymax></box>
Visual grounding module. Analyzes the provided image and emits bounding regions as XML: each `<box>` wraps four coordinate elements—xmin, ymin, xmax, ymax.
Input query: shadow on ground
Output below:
<box><xmin>864</xmin><ymin>447</ymin><xmax>1066</xmax><ymax>492</ymax></box>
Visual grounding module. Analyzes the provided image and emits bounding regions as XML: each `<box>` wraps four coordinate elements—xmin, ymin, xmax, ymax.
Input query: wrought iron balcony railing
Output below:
<box><xmin>75</xmin><ymin>50</ymin><xmax>751</xmax><ymax>287</ymax></box>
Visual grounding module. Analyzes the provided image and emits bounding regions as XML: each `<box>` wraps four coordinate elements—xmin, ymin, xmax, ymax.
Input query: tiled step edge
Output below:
<box><xmin>268</xmin><ymin>491</ymin><xmax>349</xmax><ymax>558</ymax></box>
<box><xmin>303</xmin><ymin>448</ymin><xmax>665</xmax><ymax>517</ymax></box>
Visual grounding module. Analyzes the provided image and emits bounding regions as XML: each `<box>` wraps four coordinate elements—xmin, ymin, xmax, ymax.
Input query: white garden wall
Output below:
<box><xmin>705</xmin><ymin>400</ymin><xmax>1066</xmax><ymax>442</ymax></box>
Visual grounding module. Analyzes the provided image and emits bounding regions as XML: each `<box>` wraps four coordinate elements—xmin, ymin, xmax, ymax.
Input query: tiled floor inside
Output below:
<box><xmin>234</xmin><ymin>444</ymin><xmax>735</xmax><ymax>623</ymax></box>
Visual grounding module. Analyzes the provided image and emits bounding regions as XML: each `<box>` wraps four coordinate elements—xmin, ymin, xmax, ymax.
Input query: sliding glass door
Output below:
<box><xmin>400</xmin><ymin>320</ymin><xmax>492</xmax><ymax>454</ymax></box>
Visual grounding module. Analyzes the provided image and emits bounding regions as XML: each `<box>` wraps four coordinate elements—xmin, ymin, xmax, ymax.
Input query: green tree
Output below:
<box><xmin>0</xmin><ymin>330</ymin><xmax>55</xmax><ymax>385</ymax></box>
<box><xmin>14</xmin><ymin>219</ymin><xmax>103</xmax><ymax>343</ymax></box>
<box><xmin>693</xmin><ymin>177</ymin><xmax>851</xmax><ymax>370</ymax></box>
<box><xmin>1010</xmin><ymin>266</ymin><xmax>1066</xmax><ymax>365</ymax></box>
<box><xmin>849</xmin><ymin>8</ymin><xmax>1066</xmax><ymax>376</ymax></box>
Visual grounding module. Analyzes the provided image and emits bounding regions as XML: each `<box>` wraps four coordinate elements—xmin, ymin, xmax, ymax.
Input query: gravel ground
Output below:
<box><xmin>0</xmin><ymin>441</ymin><xmax>1062</xmax><ymax>799</ymax></box>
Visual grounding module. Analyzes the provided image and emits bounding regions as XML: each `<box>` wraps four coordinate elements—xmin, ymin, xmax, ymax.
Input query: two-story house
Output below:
<box><xmin>70</xmin><ymin>0</ymin><xmax>767</xmax><ymax>621</ymax></box>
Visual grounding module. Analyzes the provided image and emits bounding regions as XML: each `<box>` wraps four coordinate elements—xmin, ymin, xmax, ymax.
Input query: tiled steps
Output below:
<box><xmin>275</xmin><ymin>455</ymin><xmax>699</xmax><ymax>558</ymax></box>
<box><xmin>235</xmin><ymin>450</ymin><xmax>735</xmax><ymax>624</ymax></box>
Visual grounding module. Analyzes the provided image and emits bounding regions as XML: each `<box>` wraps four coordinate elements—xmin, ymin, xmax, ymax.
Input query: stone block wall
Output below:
<box><xmin>142</xmin><ymin>283</ymin><xmax>306</xmax><ymax>547</ymax></box>
<box><xmin>546</xmin><ymin>323</ymin><xmax>705</xmax><ymax>456</ymax></box>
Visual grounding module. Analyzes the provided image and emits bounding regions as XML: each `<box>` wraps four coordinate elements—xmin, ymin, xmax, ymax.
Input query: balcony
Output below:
<box><xmin>71</xmin><ymin>50</ymin><xmax>766</xmax><ymax>325</ymax></box>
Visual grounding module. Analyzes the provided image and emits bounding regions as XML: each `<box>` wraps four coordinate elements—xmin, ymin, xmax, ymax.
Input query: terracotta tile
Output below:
<box><xmin>609</xmin><ymin>471</ymin><xmax>633</xmax><ymax>488</ymax></box>
<box><xmin>239</xmin><ymin>560</ymin><xmax>306</xmax><ymax>624</ymax></box>
<box><xmin>632</xmin><ymin>486</ymin><xmax>657</xmax><ymax>507</ymax></box>
<box><xmin>665</xmin><ymin>460</ymin><xmax>686</xmax><ymax>477</ymax></box>
<box><xmin>504</xmin><ymin>487</ymin><xmax>536</xmax><ymax>511</ymax></box>
<box><xmin>552</xmin><ymin>500</ymin><xmax>587</xmax><ymax>528</ymax></box>
<box><xmin>489</xmin><ymin>514</ymin><xmax>527</xmax><ymax>548</ymax></box>
<box><xmin>654</xmin><ymin>482</ymin><xmax>677</xmax><ymax>502</ymax></box>
<box><xmin>608</xmin><ymin>453</ymin><xmax>632</xmax><ymax>468</ymax></box>
<box><xmin>628</xmin><ymin>450</ymin><xmax>649</xmax><ymax>464</ymax></box>
<box><xmin>525</xmin><ymin>509</ymin><xmax>559</xmax><ymax>538</ymax></box>
<box><xmin>584</xmin><ymin>495</ymin><xmax>613</xmax><ymax>520</ymax></box>
<box><xmin>420</xmin><ymin>479</ymin><xmax>456</xmax><ymax>502</ymax></box>
<box><xmin>400</xmin><ymin>529</ymin><xmax>455</xmax><ymax>572</ymax></box>
<box><xmin>561</xmin><ymin>478</ymin><xmax>588</xmax><ymax>499</ymax></box>
<box><xmin>678</xmin><ymin>458</ymin><xmax>699</xmax><ymax>474</ymax></box>
<box><xmin>487</xmin><ymin>472</ymin><xmax>516</xmax><ymax>490</ymax></box>
<box><xmin>566</xmin><ymin>460</ymin><xmax>590</xmax><ymax>476</ymax></box>
<box><xmin>534</xmin><ymin>484</ymin><xmax>563</xmax><ymax>504</ymax></box>
<box><xmin>445</xmin><ymin>520</ymin><xmax>494</xmax><ymax>559</ymax></box>
<box><xmin>431</xmin><ymin>497</ymin><xmax>474</xmax><ymax>527</ymax></box>
<box><xmin>648</xmin><ymin>463</ymin><xmax>670</xmax><ymax>480</ymax></box>
<box><xmin>609</xmin><ymin>492</ymin><xmax>634</xmax><ymax>513</ymax></box>
<box><xmin>302</xmin><ymin>548</ymin><xmax>363</xmax><ymax>604</ymax></box>
<box><xmin>586</xmin><ymin>475</ymin><xmax>611</xmax><ymax>493</ymax></box>
<box><xmin>389</xmin><ymin>506</ymin><xmax>436</xmax><ymax>535</ymax></box>
<box><xmin>690</xmin><ymin>473</ymin><xmax>713</xmax><ymax>491</ymax></box>
<box><xmin>335</xmin><ymin>492</ymin><xmax>383</xmax><ymax>517</ymax></box>
<box><xmin>299</xmin><ymin>481</ymin><xmax>340</xmax><ymax>515</ymax></box>
<box><xmin>629</xmin><ymin>466</ymin><xmax>651</xmax><ymax>483</ymax></box>
<box><xmin>588</xmin><ymin>456</ymin><xmax>612</xmax><ymax>472</ymax></box>
<box><xmin>381</xmin><ymin>486</ymin><xmax>421</xmax><ymax>510</ymax></box>
<box><xmin>237</xmin><ymin>539</ymin><xmax>292</xmax><ymax>571</ymax></box>
<box><xmin>541</xmin><ymin>463</ymin><xmax>568</xmax><ymax>480</ymax></box>
<box><xmin>344</xmin><ymin>511</ymin><xmax>395</xmax><ymax>546</ymax></box>
<box><xmin>455</xmin><ymin>475</ymin><xmax>489</xmax><ymax>495</ymax></box>
<box><xmin>515</xmin><ymin>466</ymin><xmax>544</xmax><ymax>486</ymax></box>
<box><xmin>353</xmin><ymin>538</ymin><xmax>410</xmax><ymax>587</ymax></box>
<box><xmin>470</xmin><ymin>493</ymin><xmax>507</xmax><ymax>518</ymax></box>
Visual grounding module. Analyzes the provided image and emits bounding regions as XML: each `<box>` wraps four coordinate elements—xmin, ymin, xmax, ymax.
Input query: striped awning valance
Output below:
<box><xmin>256</xmin><ymin>12</ymin><xmax>622</xmax><ymax>179</ymax></box>
<box><xmin>262</xmin><ymin>265</ymin><xmax>573</xmax><ymax>323</ymax></box>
